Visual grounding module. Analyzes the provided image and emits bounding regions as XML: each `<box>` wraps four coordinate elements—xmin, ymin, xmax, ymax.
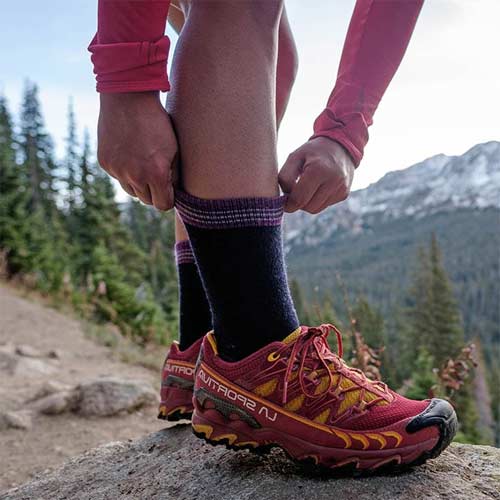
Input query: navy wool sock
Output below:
<box><xmin>175</xmin><ymin>190</ymin><xmax>299</xmax><ymax>361</ymax></box>
<box><xmin>175</xmin><ymin>240</ymin><xmax>213</xmax><ymax>351</ymax></box>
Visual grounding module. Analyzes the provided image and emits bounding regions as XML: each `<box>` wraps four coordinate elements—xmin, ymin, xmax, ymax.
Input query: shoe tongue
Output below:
<box><xmin>282</xmin><ymin>326</ymin><xmax>302</xmax><ymax>345</ymax></box>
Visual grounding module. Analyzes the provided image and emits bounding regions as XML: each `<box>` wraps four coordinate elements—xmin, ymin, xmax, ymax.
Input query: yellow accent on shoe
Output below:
<box><xmin>206</xmin><ymin>331</ymin><xmax>218</xmax><ymax>355</ymax></box>
<box><xmin>335</xmin><ymin>376</ymin><xmax>388</xmax><ymax>416</ymax></box>
<box><xmin>284</xmin><ymin>394</ymin><xmax>305</xmax><ymax>412</ymax></box>
<box><xmin>254</xmin><ymin>378</ymin><xmax>278</xmax><ymax>397</ymax></box>
<box><xmin>168</xmin><ymin>406</ymin><xmax>188</xmax><ymax>416</ymax></box>
<box><xmin>282</xmin><ymin>327</ymin><xmax>302</xmax><ymax>345</ymax></box>
<box><xmin>314</xmin><ymin>376</ymin><xmax>329</xmax><ymax>395</ymax></box>
<box><xmin>213</xmin><ymin>433</ymin><xmax>238</xmax><ymax>445</ymax></box>
<box><xmin>313</xmin><ymin>408</ymin><xmax>330</xmax><ymax>424</ymax></box>
<box><xmin>192</xmin><ymin>423</ymin><xmax>214</xmax><ymax>438</ymax></box>
<box><xmin>350</xmin><ymin>433</ymin><xmax>370</xmax><ymax>450</ymax></box>
<box><xmin>267</xmin><ymin>351</ymin><xmax>280</xmax><ymax>362</ymax></box>
<box><xmin>367</xmin><ymin>433</ymin><xmax>387</xmax><ymax>449</ymax></box>
<box><xmin>381</xmin><ymin>431</ymin><xmax>403</xmax><ymax>448</ymax></box>
<box><xmin>331</xmin><ymin>428</ymin><xmax>352</xmax><ymax>448</ymax></box>
<box><xmin>336</xmin><ymin>388</ymin><xmax>362</xmax><ymax>416</ymax></box>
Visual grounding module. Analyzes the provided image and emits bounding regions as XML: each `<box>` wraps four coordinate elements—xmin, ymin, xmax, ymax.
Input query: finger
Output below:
<box><xmin>149</xmin><ymin>180</ymin><xmax>174</xmax><ymax>211</ymax></box>
<box><xmin>131</xmin><ymin>183</ymin><xmax>153</xmax><ymax>205</ymax></box>
<box><xmin>278</xmin><ymin>151</ymin><xmax>305</xmax><ymax>194</ymax></box>
<box><xmin>303</xmin><ymin>182</ymin><xmax>334</xmax><ymax>214</ymax></box>
<box><xmin>119</xmin><ymin>181</ymin><xmax>137</xmax><ymax>198</ymax></box>
<box><xmin>318</xmin><ymin>184</ymin><xmax>350</xmax><ymax>212</ymax></box>
<box><xmin>284</xmin><ymin>165</ymin><xmax>323</xmax><ymax>213</ymax></box>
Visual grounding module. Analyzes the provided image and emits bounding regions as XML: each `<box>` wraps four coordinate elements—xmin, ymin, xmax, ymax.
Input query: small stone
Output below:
<box><xmin>75</xmin><ymin>377</ymin><xmax>157</xmax><ymax>417</ymax></box>
<box><xmin>14</xmin><ymin>357</ymin><xmax>57</xmax><ymax>376</ymax></box>
<box><xmin>31</xmin><ymin>390</ymin><xmax>78</xmax><ymax>415</ymax></box>
<box><xmin>15</xmin><ymin>345</ymin><xmax>43</xmax><ymax>358</ymax></box>
<box><xmin>0</xmin><ymin>342</ymin><xmax>15</xmax><ymax>354</ymax></box>
<box><xmin>28</xmin><ymin>380</ymin><xmax>73</xmax><ymax>402</ymax></box>
<box><xmin>0</xmin><ymin>350</ymin><xmax>18</xmax><ymax>374</ymax></box>
<box><xmin>1</xmin><ymin>410</ymin><xmax>33</xmax><ymax>430</ymax></box>
<box><xmin>47</xmin><ymin>349</ymin><xmax>63</xmax><ymax>359</ymax></box>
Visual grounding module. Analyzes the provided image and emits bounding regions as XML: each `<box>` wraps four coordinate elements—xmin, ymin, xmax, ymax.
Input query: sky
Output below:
<box><xmin>1</xmin><ymin>0</ymin><xmax>499</xmax><ymax>194</ymax></box>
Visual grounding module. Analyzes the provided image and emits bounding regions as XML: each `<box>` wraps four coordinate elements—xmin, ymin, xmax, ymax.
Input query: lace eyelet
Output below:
<box><xmin>267</xmin><ymin>351</ymin><xmax>280</xmax><ymax>362</ymax></box>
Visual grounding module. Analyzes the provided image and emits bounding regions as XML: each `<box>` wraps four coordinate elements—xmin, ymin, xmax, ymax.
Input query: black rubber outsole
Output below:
<box><xmin>192</xmin><ymin>398</ymin><xmax>459</xmax><ymax>477</ymax></box>
<box><xmin>158</xmin><ymin>409</ymin><xmax>193</xmax><ymax>422</ymax></box>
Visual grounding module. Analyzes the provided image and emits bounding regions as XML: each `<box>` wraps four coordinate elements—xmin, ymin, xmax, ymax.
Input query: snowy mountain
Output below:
<box><xmin>285</xmin><ymin>141</ymin><xmax>500</xmax><ymax>250</ymax></box>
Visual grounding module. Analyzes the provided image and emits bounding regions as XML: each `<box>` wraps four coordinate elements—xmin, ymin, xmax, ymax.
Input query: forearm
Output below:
<box><xmin>88</xmin><ymin>0</ymin><xmax>172</xmax><ymax>93</ymax></box>
<box><xmin>312</xmin><ymin>0</ymin><xmax>424</xmax><ymax>166</ymax></box>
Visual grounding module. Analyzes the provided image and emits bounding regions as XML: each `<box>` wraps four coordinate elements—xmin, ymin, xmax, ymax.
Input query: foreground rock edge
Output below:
<box><xmin>3</xmin><ymin>425</ymin><xmax>499</xmax><ymax>500</ymax></box>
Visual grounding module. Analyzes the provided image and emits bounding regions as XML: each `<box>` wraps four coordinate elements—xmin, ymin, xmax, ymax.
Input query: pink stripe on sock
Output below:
<box><xmin>175</xmin><ymin>240</ymin><xmax>195</xmax><ymax>265</ymax></box>
<box><xmin>175</xmin><ymin>190</ymin><xmax>286</xmax><ymax>229</ymax></box>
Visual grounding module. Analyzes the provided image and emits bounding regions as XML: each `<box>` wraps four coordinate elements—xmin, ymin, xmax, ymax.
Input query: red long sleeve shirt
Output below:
<box><xmin>89</xmin><ymin>0</ymin><xmax>423</xmax><ymax>166</ymax></box>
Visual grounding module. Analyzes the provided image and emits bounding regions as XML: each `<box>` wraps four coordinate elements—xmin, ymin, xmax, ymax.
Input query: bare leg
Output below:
<box><xmin>175</xmin><ymin>211</ymin><xmax>190</xmax><ymax>242</ymax></box>
<box><xmin>168</xmin><ymin>0</ymin><xmax>283</xmax><ymax>198</ymax></box>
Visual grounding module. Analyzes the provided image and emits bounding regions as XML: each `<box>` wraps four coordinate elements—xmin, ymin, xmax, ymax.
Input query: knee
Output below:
<box><xmin>189</xmin><ymin>1</ymin><xmax>283</xmax><ymax>30</ymax></box>
<box><xmin>186</xmin><ymin>0</ymin><xmax>283</xmax><ymax>43</ymax></box>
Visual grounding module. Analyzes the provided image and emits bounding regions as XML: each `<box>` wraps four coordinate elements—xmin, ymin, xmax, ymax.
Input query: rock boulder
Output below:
<box><xmin>3</xmin><ymin>426</ymin><xmax>499</xmax><ymax>500</ymax></box>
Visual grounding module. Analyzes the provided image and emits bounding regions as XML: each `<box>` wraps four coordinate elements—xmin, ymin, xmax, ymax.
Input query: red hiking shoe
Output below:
<box><xmin>158</xmin><ymin>337</ymin><xmax>202</xmax><ymax>422</ymax></box>
<box><xmin>191</xmin><ymin>325</ymin><xmax>458</xmax><ymax>472</ymax></box>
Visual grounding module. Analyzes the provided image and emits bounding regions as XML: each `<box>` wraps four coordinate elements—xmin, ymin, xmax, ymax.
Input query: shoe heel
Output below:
<box><xmin>191</xmin><ymin>409</ymin><xmax>263</xmax><ymax>451</ymax></box>
<box><xmin>157</xmin><ymin>386</ymin><xmax>194</xmax><ymax>421</ymax></box>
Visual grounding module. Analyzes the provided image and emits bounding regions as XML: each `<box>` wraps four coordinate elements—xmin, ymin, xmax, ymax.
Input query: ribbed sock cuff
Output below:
<box><xmin>175</xmin><ymin>240</ymin><xmax>195</xmax><ymax>265</ymax></box>
<box><xmin>175</xmin><ymin>189</ymin><xmax>286</xmax><ymax>229</ymax></box>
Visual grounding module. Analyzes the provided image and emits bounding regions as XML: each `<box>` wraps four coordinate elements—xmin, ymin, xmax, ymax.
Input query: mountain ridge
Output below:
<box><xmin>285</xmin><ymin>141</ymin><xmax>500</xmax><ymax>249</ymax></box>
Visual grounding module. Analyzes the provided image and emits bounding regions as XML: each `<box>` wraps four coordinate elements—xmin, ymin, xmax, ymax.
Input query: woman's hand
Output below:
<box><xmin>97</xmin><ymin>91</ymin><xmax>178</xmax><ymax>211</ymax></box>
<box><xmin>279</xmin><ymin>137</ymin><xmax>355</xmax><ymax>214</ymax></box>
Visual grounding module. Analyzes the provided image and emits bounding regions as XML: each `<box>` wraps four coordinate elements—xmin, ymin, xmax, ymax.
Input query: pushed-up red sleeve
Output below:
<box><xmin>311</xmin><ymin>0</ymin><xmax>424</xmax><ymax>166</ymax></box>
<box><xmin>88</xmin><ymin>0</ymin><xmax>171</xmax><ymax>93</ymax></box>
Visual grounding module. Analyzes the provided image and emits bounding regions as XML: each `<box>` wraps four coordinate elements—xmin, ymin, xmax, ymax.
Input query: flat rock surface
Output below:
<box><xmin>3</xmin><ymin>425</ymin><xmax>499</xmax><ymax>500</ymax></box>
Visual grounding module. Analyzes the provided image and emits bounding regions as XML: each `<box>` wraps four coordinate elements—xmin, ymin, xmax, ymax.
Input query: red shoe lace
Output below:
<box><xmin>281</xmin><ymin>324</ymin><xmax>389</xmax><ymax>409</ymax></box>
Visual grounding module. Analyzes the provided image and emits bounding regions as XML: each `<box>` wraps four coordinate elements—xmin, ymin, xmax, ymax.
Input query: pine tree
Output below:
<box><xmin>319</xmin><ymin>294</ymin><xmax>340</xmax><ymax>326</ymax></box>
<box><xmin>406</xmin><ymin>247</ymin><xmax>434</xmax><ymax>355</ymax></box>
<box><xmin>125</xmin><ymin>200</ymin><xmax>178</xmax><ymax>324</ymax></box>
<box><xmin>405</xmin><ymin>234</ymin><xmax>464</xmax><ymax>369</ymax></box>
<box><xmin>351</xmin><ymin>296</ymin><xmax>396</xmax><ymax>382</ymax></box>
<box><xmin>79</xmin><ymin>128</ymin><xmax>92</xmax><ymax>192</ymax></box>
<box><xmin>64</xmin><ymin>98</ymin><xmax>79</xmax><ymax>212</ymax></box>
<box><xmin>352</xmin><ymin>296</ymin><xmax>385</xmax><ymax>348</ymax></box>
<box><xmin>405</xmin><ymin>348</ymin><xmax>439</xmax><ymax>400</ymax></box>
<box><xmin>1</xmin><ymin>91</ymin><xmax>67</xmax><ymax>290</ymax></box>
<box><xmin>18</xmin><ymin>81</ymin><xmax>57</xmax><ymax>214</ymax></box>
<box><xmin>427</xmin><ymin>234</ymin><xmax>464</xmax><ymax>364</ymax></box>
<box><xmin>0</xmin><ymin>95</ymin><xmax>29</xmax><ymax>275</ymax></box>
<box><xmin>404</xmin><ymin>234</ymin><xmax>481</xmax><ymax>442</ymax></box>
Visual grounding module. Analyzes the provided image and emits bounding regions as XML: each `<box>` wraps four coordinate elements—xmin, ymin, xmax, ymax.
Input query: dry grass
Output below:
<box><xmin>82</xmin><ymin>322</ymin><xmax>166</xmax><ymax>373</ymax></box>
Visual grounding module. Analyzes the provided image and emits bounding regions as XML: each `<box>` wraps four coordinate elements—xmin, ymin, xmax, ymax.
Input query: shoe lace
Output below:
<box><xmin>281</xmin><ymin>324</ymin><xmax>389</xmax><ymax>409</ymax></box>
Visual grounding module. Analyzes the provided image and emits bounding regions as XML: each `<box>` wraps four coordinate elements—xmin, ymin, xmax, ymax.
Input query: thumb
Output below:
<box><xmin>279</xmin><ymin>151</ymin><xmax>305</xmax><ymax>194</ymax></box>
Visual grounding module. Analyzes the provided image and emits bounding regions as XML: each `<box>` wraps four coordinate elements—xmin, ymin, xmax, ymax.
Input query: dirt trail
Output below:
<box><xmin>0</xmin><ymin>284</ymin><xmax>170</xmax><ymax>492</ymax></box>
